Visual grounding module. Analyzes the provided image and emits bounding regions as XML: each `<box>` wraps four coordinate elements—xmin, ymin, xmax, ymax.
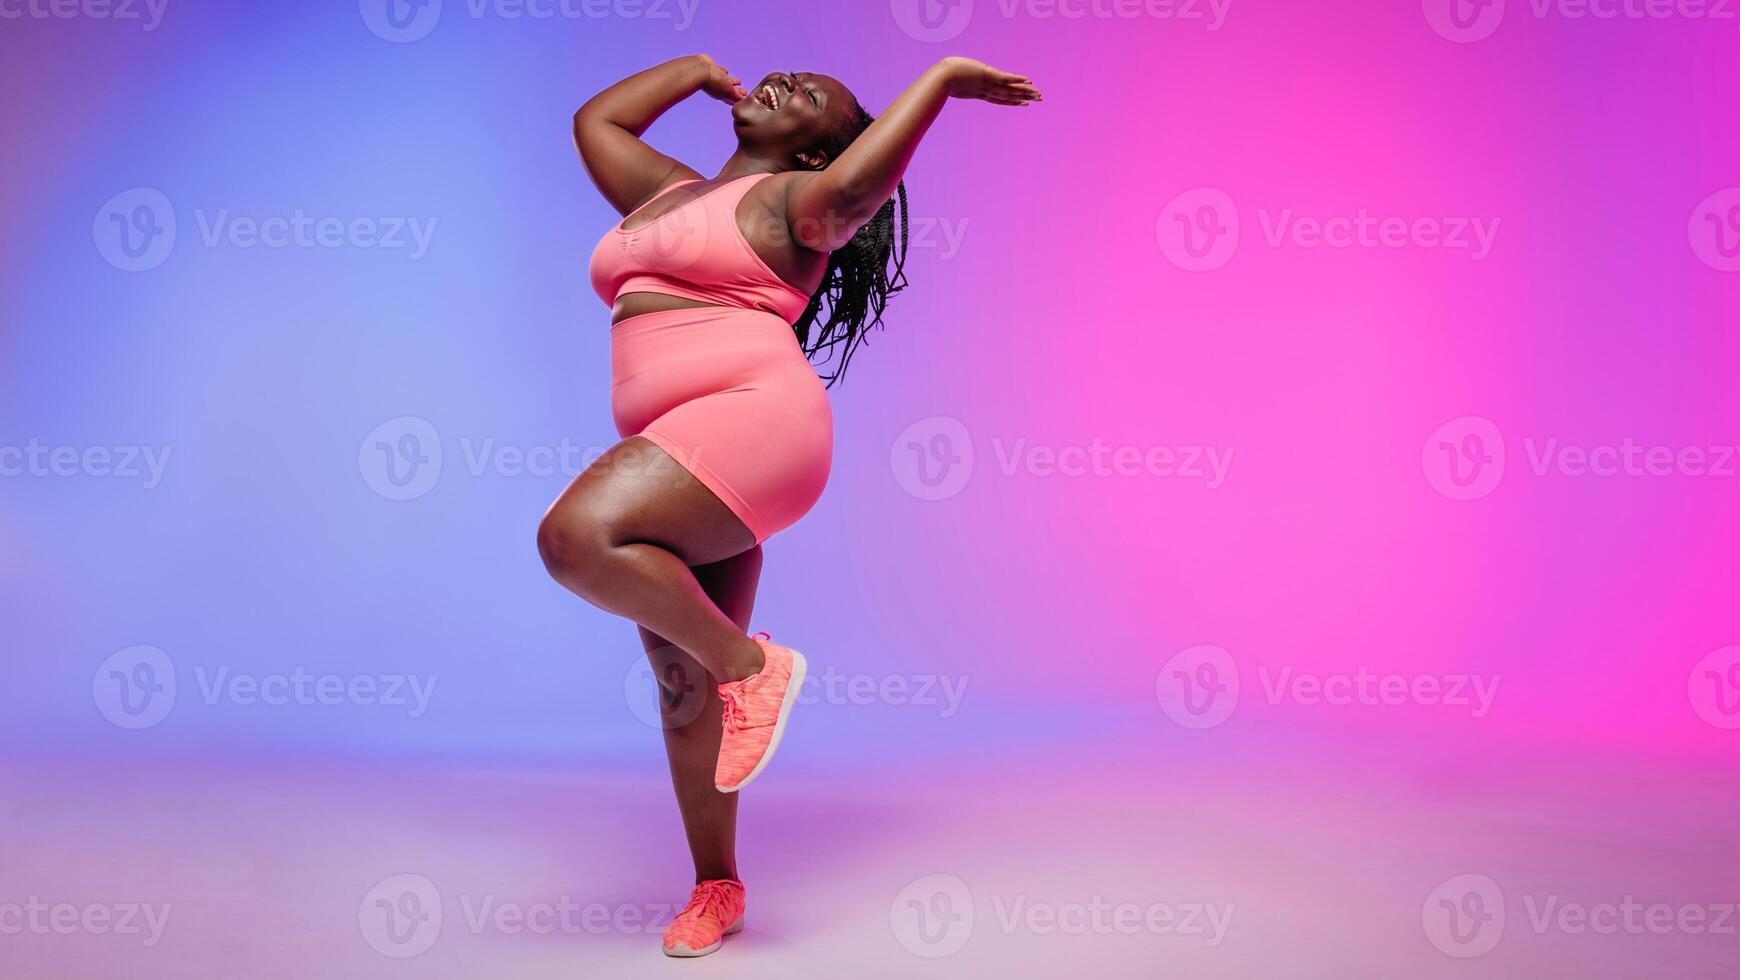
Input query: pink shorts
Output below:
<box><xmin>610</xmin><ymin>307</ymin><xmax>833</xmax><ymax>544</ymax></box>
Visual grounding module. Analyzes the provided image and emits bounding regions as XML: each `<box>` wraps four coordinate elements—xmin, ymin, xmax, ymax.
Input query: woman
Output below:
<box><xmin>538</xmin><ymin>53</ymin><xmax>1040</xmax><ymax>957</ymax></box>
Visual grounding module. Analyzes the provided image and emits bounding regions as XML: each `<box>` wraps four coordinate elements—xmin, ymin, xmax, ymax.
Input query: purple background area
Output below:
<box><xmin>1</xmin><ymin>0</ymin><xmax>1737</xmax><ymax>976</ymax></box>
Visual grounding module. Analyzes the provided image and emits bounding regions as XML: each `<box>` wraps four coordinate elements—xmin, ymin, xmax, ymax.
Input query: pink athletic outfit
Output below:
<box><xmin>588</xmin><ymin>173</ymin><xmax>832</xmax><ymax>543</ymax></box>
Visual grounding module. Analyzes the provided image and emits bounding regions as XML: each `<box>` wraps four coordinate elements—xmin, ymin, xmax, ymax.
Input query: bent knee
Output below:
<box><xmin>537</xmin><ymin>507</ymin><xmax>615</xmax><ymax>587</ymax></box>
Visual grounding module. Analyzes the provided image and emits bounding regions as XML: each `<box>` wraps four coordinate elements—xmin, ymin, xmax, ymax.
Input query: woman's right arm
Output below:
<box><xmin>574</xmin><ymin>54</ymin><xmax>747</xmax><ymax>215</ymax></box>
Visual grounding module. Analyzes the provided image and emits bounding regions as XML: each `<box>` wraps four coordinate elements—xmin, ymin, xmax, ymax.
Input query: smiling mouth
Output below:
<box><xmin>753</xmin><ymin>83</ymin><xmax>782</xmax><ymax>111</ymax></box>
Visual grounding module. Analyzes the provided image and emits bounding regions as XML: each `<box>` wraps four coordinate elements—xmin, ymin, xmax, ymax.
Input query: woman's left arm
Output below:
<box><xmin>784</xmin><ymin>57</ymin><xmax>1041</xmax><ymax>251</ymax></box>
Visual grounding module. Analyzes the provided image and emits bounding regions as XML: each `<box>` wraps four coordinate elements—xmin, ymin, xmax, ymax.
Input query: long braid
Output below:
<box><xmin>793</xmin><ymin>105</ymin><xmax>911</xmax><ymax>387</ymax></box>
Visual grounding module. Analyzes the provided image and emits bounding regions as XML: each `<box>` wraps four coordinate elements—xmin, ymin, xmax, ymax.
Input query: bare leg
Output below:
<box><xmin>639</xmin><ymin>547</ymin><xmax>762</xmax><ymax>884</ymax></box>
<box><xmin>537</xmin><ymin>437</ymin><xmax>765</xmax><ymax>681</ymax></box>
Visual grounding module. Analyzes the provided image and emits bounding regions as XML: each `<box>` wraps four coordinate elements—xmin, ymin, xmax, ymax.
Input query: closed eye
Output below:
<box><xmin>790</xmin><ymin>70</ymin><xmax>822</xmax><ymax>107</ymax></box>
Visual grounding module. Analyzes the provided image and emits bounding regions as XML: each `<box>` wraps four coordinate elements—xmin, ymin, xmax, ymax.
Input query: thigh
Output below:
<box><xmin>546</xmin><ymin>436</ymin><xmax>755</xmax><ymax>567</ymax></box>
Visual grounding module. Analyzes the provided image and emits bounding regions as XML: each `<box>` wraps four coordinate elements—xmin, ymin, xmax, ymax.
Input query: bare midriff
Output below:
<box><xmin>610</xmin><ymin>291</ymin><xmax>724</xmax><ymax>325</ymax></box>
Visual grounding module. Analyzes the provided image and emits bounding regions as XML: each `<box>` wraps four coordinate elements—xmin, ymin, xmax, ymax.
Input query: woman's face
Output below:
<box><xmin>731</xmin><ymin>71</ymin><xmax>860</xmax><ymax>168</ymax></box>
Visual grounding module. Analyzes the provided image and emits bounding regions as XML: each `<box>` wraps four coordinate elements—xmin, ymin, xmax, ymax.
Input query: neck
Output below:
<box><xmin>714</xmin><ymin>148</ymin><xmax>787</xmax><ymax>181</ymax></box>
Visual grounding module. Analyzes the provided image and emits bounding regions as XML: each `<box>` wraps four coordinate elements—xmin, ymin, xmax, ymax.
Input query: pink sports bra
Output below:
<box><xmin>588</xmin><ymin>172</ymin><xmax>812</xmax><ymax>324</ymax></box>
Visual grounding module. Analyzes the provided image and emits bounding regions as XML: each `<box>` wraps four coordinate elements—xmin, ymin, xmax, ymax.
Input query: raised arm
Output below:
<box><xmin>574</xmin><ymin>54</ymin><xmax>748</xmax><ymax>216</ymax></box>
<box><xmin>785</xmin><ymin>57</ymin><xmax>1041</xmax><ymax>252</ymax></box>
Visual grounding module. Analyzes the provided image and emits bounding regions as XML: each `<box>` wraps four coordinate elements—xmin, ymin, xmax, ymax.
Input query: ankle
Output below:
<box><xmin>718</xmin><ymin>636</ymin><xmax>765</xmax><ymax>683</ymax></box>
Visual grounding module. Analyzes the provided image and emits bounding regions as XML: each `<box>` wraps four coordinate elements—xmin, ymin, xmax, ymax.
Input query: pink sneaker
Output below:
<box><xmin>714</xmin><ymin>633</ymin><xmax>807</xmax><ymax>793</ymax></box>
<box><xmin>662</xmin><ymin>879</ymin><xmax>745</xmax><ymax>957</ymax></box>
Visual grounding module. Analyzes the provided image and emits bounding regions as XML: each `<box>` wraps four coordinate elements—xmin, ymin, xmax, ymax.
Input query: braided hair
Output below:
<box><xmin>793</xmin><ymin>104</ymin><xmax>910</xmax><ymax>387</ymax></box>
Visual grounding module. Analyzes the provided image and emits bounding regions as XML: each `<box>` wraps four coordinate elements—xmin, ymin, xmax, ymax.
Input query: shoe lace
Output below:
<box><xmin>719</xmin><ymin>633</ymin><xmax>773</xmax><ymax>733</ymax></box>
<box><xmin>719</xmin><ymin>683</ymin><xmax>747</xmax><ymax>733</ymax></box>
<box><xmin>673</xmin><ymin>880</ymin><xmax>739</xmax><ymax>936</ymax></box>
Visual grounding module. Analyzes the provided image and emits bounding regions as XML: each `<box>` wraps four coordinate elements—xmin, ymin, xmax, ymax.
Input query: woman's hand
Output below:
<box><xmin>935</xmin><ymin>57</ymin><xmax>1043</xmax><ymax>106</ymax></box>
<box><xmin>696</xmin><ymin>54</ymin><xmax>749</xmax><ymax>104</ymax></box>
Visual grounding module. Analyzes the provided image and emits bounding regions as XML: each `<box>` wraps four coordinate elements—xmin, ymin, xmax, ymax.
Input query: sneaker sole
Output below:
<box><xmin>716</xmin><ymin>648</ymin><xmax>807</xmax><ymax>793</ymax></box>
<box><xmin>663</xmin><ymin>917</ymin><xmax>743</xmax><ymax>957</ymax></box>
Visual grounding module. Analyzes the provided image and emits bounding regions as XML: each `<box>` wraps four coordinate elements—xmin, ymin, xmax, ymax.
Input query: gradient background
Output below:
<box><xmin>3</xmin><ymin>0</ymin><xmax>1738</xmax><ymax>976</ymax></box>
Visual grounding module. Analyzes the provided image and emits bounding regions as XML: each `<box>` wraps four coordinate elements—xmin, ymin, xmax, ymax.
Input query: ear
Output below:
<box><xmin>797</xmin><ymin>148</ymin><xmax>829</xmax><ymax>170</ymax></box>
